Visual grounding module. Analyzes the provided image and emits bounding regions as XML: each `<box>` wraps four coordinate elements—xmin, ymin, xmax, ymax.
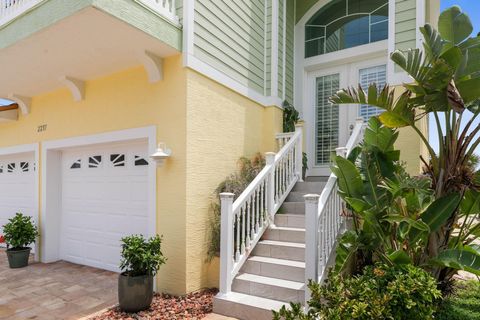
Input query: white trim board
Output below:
<box><xmin>40</xmin><ymin>126</ymin><xmax>157</xmax><ymax>266</ymax></box>
<box><xmin>185</xmin><ymin>54</ymin><xmax>283</xmax><ymax>108</ymax></box>
<box><xmin>0</xmin><ymin>143</ymin><xmax>40</xmax><ymax>261</ymax></box>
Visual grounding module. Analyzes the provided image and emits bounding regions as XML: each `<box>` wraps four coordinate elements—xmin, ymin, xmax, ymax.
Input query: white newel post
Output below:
<box><xmin>304</xmin><ymin>194</ymin><xmax>320</xmax><ymax>305</ymax></box>
<box><xmin>336</xmin><ymin>147</ymin><xmax>348</xmax><ymax>158</ymax></box>
<box><xmin>265</xmin><ymin>152</ymin><xmax>276</xmax><ymax>224</ymax></box>
<box><xmin>295</xmin><ymin>124</ymin><xmax>303</xmax><ymax>182</ymax></box>
<box><xmin>219</xmin><ymin>192</ymin><xmax>235</xmax><ymax>295</ymax></box>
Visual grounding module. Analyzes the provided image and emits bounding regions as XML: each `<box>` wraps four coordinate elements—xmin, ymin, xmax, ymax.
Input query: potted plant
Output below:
<box><xmin>118</xmin><ymin>234</ymin><xmax>166</xmax><ymax>313</ymax></box>
<box><xmin>3</xmin><ymin>213</ymin><xmax>39</xmax><ymax>268</ymax></box>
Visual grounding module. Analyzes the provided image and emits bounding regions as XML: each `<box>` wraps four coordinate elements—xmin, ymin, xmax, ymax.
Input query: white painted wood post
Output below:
<box><xmin>265</xmin><ymin>152</ymin><xmax>276</xmax><ymax>224</ymax></box>
<box><xmin>336</xmin><ymin>147</ymin><xmax>348</xmax><ymax>158</ymax></box>
<box><xmin>304</xmin><ymin>193</ymin><xmax>320</xmax><ymax>305</ymax></box>
<box><xmin>219</xmin><ymin>192</ymin><xmax>235</xmax><ymax>295</ymax></box>
<box><xmin>295</xmin><ymin>124</ymin><xmax>303</xmax><ymax>182</ymax></box>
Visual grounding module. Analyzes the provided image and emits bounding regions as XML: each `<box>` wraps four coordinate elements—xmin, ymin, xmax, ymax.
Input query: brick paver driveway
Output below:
<box><xmin>0</xmin><ymin>251</ymin><xmax>117</xmax><ymax>319</ymax></box>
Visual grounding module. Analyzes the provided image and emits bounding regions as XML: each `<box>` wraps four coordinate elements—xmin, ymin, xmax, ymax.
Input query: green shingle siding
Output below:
<box><xmin>395</xmin><ymin>0</ymin><xmax>417</xmax><ymax>51</ymax></box>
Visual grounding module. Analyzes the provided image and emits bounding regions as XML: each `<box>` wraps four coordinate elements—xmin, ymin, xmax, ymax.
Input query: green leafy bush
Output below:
<box><xmin>208</xmin><ymin>154</ymin><xmax>265</xmax><ymax>259</ymax></box>
<box><xmin>273</xmin><ymin>264</ymin><xmax>441</xmax><ymax>320</ymax></box>
<box><xmin>436</xmin><ymin>280</ymin><xmax>480</xmax><ymax>320</ymax></box>
<box><xmin>120</xmin><ymin>234</ymin><xmax>166</xmax><ymax>277</ymax></box>
<box><xmin>3</xmin><ymin>213</ymin><xmax>39</xmax><ymax>249</ymax></box>
<box><xmin>282</xmin><ymin>100</ymin><xmax>299</xmax><ymax>133</ymax></box>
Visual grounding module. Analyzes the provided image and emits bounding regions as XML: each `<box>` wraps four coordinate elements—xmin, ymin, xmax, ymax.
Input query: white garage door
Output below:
<box><xmin>61</xmin><ymin>142</ymin><xmax>150</xmax><ymax>272</ymax></box>
<box><xmin>0</xmin><ymin>153</ymin><xmax>36</xmax><ymax>239</ymax></box>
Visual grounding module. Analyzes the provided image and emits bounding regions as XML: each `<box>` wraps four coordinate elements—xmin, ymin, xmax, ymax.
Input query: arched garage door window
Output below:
<box><xmin>305</xmin><ymin>0</ymin><xmax>389</xmax><ymax>58</ymax></box>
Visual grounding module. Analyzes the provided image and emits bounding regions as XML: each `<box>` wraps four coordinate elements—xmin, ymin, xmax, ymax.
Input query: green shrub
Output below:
<box><xmin>436</xmin><ymin>280</ymin><xmax>480</xmax><ymax>320</ymax></box>
<box><xmin>3</xmin><ymin>213</ymin><xmax>39</xmax><ymax>249</ymax></box>
<box><xmin>282</xmin><ymin>100</ymin><xmax>299</xmax><ymax>133</ymax></box>
<box><xmin>273</xmin><ymin>264</ymin><xmax>441</xmax><ymax>320</ymax></box>
<box><xmin>120</xmin><ymin>234</ymin><xmax>166</xmax><ymax>277</ymax></box>
<box><xmin>207</xmin><ymin>154</ymin><xmax>265</xmax><ymax>259</ymax></box>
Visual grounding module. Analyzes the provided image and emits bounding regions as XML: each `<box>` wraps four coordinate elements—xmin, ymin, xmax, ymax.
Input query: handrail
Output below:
<box><xmin>219</xmin><ymin>124</ymin><xmax>303</xmax><ymax>295</ymax></box>
<box><xmin>304</xmin><ymin>118</ymin><xmax>366</xmax><ymax>304</ymax></box>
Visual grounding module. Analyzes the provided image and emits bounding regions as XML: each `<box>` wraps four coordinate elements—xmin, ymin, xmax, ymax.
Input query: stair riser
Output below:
<box><xmin>253</xmin><ymin>243</ymin><xmax>305</xmax><ymax>262</ymax></box>
<box><xmin>274</xmin><ymin>215</ymin><xmax>305</xmax><ymax>228</ymax></box>
<box><xmin>242</xmin><ymin>260</ymin><xmax>305</xmax><ymax>282</ymax></box>
<box><xmin>280</xmin><ymin>202</ymin><xmax>305</xmax><ymax>215</ymax></box>
<box><xmin>286</xmin><ymin>191</ymin><xmax>309</xmax><ymax>202</ymax></box>
<box><xmin>263</xmin><ymin>229</ymin><xmax>305</xmax><ymax>243</ymax></box>
<box><xmin>232</xmin><ymin>279</ymin><xmax>304</xmax><ymax>303</ymax></box>
<box><xmin>292</xmin><ymin>182</ymin><xmax>326</xmax><ymax>192</ymax></box>
<box><xmin>214</xmin><ymin>297</ymin><xmax>279</xmax><ymax>320</ymax></box>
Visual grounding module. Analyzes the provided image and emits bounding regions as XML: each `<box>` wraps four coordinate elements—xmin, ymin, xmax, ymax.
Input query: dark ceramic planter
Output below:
<box><xmin>118</xmin><ymin>273</ymin><xmax>154</xmax><ymax>313</ymax></box>
<box><xmin>6</xmin><ymin>247</ymin><xmax>31</xmax><ymax>268</ymax></box>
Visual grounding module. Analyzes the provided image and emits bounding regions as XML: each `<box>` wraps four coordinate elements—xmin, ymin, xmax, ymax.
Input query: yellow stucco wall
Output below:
<box><xmin>184</xmin><ymin>69</ymin><xmax>282</xmax><ymax>292</ymax></box>
<box><xmin>0</xmin><ymin>55</ymin><xmax>189</xmax><ymax>294</ymax></box>
<box><xmin>0</xmin><ymin>54</ymin><xmax>283</xmax><ymax>295</ymax></box>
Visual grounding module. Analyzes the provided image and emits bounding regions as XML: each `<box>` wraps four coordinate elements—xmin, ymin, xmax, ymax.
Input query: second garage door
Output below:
<box><xmin>61</xmin><ymin>142</ymin><xmax>150</xmax><ymax>272</ymax></box>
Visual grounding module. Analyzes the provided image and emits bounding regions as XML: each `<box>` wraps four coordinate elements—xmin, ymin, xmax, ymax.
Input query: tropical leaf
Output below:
<box><xmin>334</xmin><ymin>231</ymin><xmax>358</xmax><ymax>272</ymax></box>
<box><xmin>457</xmin><ymin>77</ymin><xmax>480</xmax><ymax>103</ymax></box>
<box><xmin>410</xmin><ymin>193</ymin><xmax>461</xmax><ymax>243</ymax></box>
<box><xmin>438</xmin><ymin>6</ymin><xmax>473</xmax><ymax>46</ymax></box>
<box><xmin>420</xmin><ymin>24</ymin><xmax>444</xmax><ymax>60</ymax></box>
<box><xmin>460</xmin><ymin>189</ymin><xmax>480</xmax><ymax>217</ymax></box>
<box><xmin>345</xmin><ymin>197</ymin><xmax>371</xmax><ymax>212</ymax></box>
<box><xmin>330</xmin><ymin>84</ymin><xmax>395</xmax><ymax>111</ymax></box>
<box><xmin>391</xmin><ymin>49</ymin><xmax>428</xmax><ymax>82</ymax></box>
<box><xmin>332</xmin><ymin>156</ymin><xmax>363</xmax><ymax>198</ymax></box>
<box><xmin>388</xmin><ymin>250</ymin><xmax>413</xmax><ymax>265</ymax></box>
<box><xmin>363</xmin><ymin>117</ymin><xmax>398</xmax><ymax>152</ymax></box>
<box><xmin>430</xmin><ymin>247</ymin><xmax>480</xmax><ymax>275</ymax></box>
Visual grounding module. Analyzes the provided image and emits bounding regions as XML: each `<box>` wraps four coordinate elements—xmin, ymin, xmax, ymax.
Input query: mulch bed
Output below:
<box><xmin>90</xmin><ymin>288</ymin><xmax>218</xmax><ymax>320</ymax></box>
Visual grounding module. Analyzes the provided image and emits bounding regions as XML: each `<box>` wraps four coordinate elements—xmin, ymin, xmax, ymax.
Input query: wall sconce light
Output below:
<box><xmin>150</xmin><ymin>142</ymin><xmax>172</xmax><ymax>166</ymax></box>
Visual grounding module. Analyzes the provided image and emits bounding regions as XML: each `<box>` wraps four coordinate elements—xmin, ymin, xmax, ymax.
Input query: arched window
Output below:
<box><xmin>305</xmin><ymin>0</ymin><xmax>388</xmax><ymax>58</ymax></box>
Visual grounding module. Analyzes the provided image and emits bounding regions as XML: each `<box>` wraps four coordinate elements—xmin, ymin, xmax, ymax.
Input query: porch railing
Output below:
<box><xmin>219</xmin><ymin>125</ymin><xmax>303</xmax><ymax>294</ymax></box>
<box><xmin>0</xmin><ymin>0</ymin><xmax>179</xmax><ymax>28</ymax></box>
<box><xmin>304</xmin><ymin>118</ymin><xmax>366</xmax><ymax>303</ymax></box>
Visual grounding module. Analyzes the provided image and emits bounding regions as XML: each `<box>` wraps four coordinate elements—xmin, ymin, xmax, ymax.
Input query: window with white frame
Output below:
<box><xmin>305</xmin><ymin>0</ymin><xmax>389</xmax><ymax>58</ymax></box>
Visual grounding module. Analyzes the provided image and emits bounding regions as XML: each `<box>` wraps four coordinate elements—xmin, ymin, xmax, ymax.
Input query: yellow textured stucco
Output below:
<box><xmin>184</xmin><ymin>69</ymin><xmax>282</xmax><ymax>292</ymax></box>
<box><xmin>0</xmin><ymin>55</ymin><xmax>283</xmax><ymax>295</ymax></box>
<box><xmin>0</xmin><ymin>55</ymin><xmax>189</xmax><ymax>294</ymax></box>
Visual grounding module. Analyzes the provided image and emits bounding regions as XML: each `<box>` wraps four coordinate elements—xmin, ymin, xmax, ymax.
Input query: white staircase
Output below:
<box><xmin>214</xmin><ymin>120</ymin><xmax>365</xmax><ymax>320</ymax></box>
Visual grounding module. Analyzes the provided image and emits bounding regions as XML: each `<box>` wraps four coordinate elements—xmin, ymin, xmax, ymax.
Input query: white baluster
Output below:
<box><xmin>246</xmin><ymin>201</ymin><xmax>251</xmax><ymax>249</ymax></box>
<box><xmin>304</xmin><ymin>194</ymin><xmax>320</xmax><ymax>305</ymax></box>
<box><xmin>248</xmin><ymin>199</ymin><xmax>254</xmax><ymax>245</ymax></box>
<box><xmin>219</xmin><ymin>193</ymin><xmax>234</xmax><ymax>294</ymax></box>
<box><xmin>255</xmin><ymin>188</ymin><xmax>260</xmax><ymax>232</ymax></box>
<box><xmin>266</xmin><ymin>152</ymin><xmax>276</xmax><ymax>224</ymax></box>
<box><xmin>295</xmin><ymin>124</ymin><xmax>303</xmax><ymax>181</ymax></box>
<box><xmin>235</xmin><ymin>212</ymin><xmax>240</xmax><ymax>262</ymax></box>
<box><xmin>241</xmin><ymin>206</ymin><xmax>245</xmax><ymax>255</ymax></box>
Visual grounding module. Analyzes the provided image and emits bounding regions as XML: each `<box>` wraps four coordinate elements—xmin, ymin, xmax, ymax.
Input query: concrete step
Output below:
<box><xmin>275</xmin><ymin>214</ymin><xmax>305</xmax><ymax>228</ymax></box>
<box><xmin>214</xmin><ymin>292</ymin><xmax>288</xmax><ymax>320</ymax></box>
<box><xmin>305</xmin><ymin>176</ymin><xmax>329</xmax><ymax>182</ymax></box>
<box><xmin>232</xmin><ymin>273</ymin><xmax>305</xmax><ymax>303</ymax></box>
<box><xmin>280</xmin><ymin>202</ymin><xmax>305</xmax><ymax>215</ymax></box>
<box><xmin>241</xmin><ymin>256</ymin><xmax>305</xmax><ymax>282</ymax></box>
<box><xmin>263</xmin><ymin>226</ymin><xmax>305</xmax><ymax>243</ymax></box>
<box><xmin>292</xmin><ymin>181</ymin><xmax>326</xmax><ymax>193</ymax></box>
<box><xmin>286</xmin><ymin>191</ymin><xmax>310</xmax><ymax>202</ymax></box>
<box><xmin>253</xmin><ymin>240</ymin><xmax>305</xmax><ymax>262</ymax></box>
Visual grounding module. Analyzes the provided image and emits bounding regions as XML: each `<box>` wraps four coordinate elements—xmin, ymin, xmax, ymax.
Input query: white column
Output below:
<box><xmin>304</xmin><ymin>193</ymin><xmax>320</xmax><ymax>305</ymax></box>
<box><xmin>219</xmin><ymin>192</ymin><xmax>235</xmax><ymax>295</ymax></box>
<box><xmin>295</xmin><ymin>124</ymin><xmax>304</xmax><ymax>182</ymax></box>
<box><xmin>265</xmin><ymin>152</ymin><xmax>276</xmax><ymax>224</ymax></box>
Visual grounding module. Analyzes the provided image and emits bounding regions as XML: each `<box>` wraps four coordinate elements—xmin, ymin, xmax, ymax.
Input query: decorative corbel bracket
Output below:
<box><xmin>138</xmin><ymin>50</ymin><xmax>164</xmax><ymax>83</ymax></box>
<box><xmin>60</xmin><ymin>76</ymin><xmax>85</xmax><ymax>102</ymax></box>
<box><xmin>8</xmin><ymin>94</ymin><xmax>31</xmax><ymax>115</ymax></box>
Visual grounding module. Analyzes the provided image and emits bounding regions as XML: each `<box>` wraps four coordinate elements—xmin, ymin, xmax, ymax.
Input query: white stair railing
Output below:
<box><xmin>0</xmin><ymin>0</ymin><xmax>44</xmax><ymax>27</ymax></box>
<box><xmin>219</xmin><ymin>125</ymin><xmax>303</xmax><ymax>294</ymax></box>
<box><xmin>136</xmin><ymin>0</ymin><xmax>179</xmax><ymax>24</ymax></box>
<box><xmin>304</xmin><ymin>118</ymin><xmax>366</xmax><ymax>303</ymax></box>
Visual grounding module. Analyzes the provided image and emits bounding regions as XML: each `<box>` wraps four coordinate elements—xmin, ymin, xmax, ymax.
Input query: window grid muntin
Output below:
<box><xmin>359</xmin><ymin>65</ymin><xmax>387</xmax><ymax>121</ymax></box>
<box><xmin>315</xmin><ymin>74</ymin><xmax>340</xmax><ymax>166</ymax></box>
<box><xmin>305</xmin><ymin>0</ymin><xmax>388</xmax><ymax>58</ymax></box>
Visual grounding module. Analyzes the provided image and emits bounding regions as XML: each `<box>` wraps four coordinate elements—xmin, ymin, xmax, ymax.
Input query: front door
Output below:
<box><xmin>306</xmin><ymin>61</ymin><xmax>387</xmax><ymax>177</ymax></box>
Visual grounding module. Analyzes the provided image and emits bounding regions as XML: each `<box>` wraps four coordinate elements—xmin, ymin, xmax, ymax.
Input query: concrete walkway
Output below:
<box><xmin>0</xmin><ymin>251</ymin><xmax>117</xmax><ymax>319</ymax></box>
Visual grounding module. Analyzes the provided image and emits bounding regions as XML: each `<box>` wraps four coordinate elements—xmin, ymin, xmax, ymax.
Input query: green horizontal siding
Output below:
<box><xmin>194</xmin><ymin>0</ymin><xmax>267</xmax><ymax>95</ymax></box>
<box><xmin>395</xmin><ymin>0</ymin><xmax>417</xmax><ymax>51</ymax></box>
<box><xmin>265</xmin><ymin>0</ymin><xmax>272</xmax><ymax>96</ymax></box>
<box><xmin>278</xmin><ymin>0</ymin><xmax>285</xmax><ymax>100</ymax></box>
<box><xmin>285</xmin><ymin>0</ymin><xmax>294</xmax><ymax>104</ymax></box>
